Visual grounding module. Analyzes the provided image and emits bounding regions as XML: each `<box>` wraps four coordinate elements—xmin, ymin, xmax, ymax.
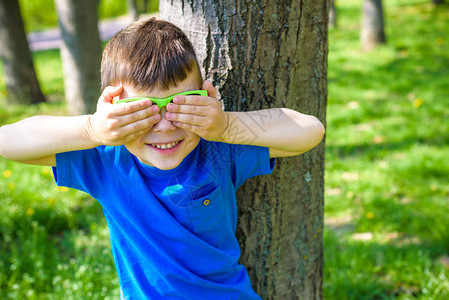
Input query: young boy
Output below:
<box><xmin>0</xmin><ymin>18</ymin><xmax>324</xmax><ymax>299</ymax></box>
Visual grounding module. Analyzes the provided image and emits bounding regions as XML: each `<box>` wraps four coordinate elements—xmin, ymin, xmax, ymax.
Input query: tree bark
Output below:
<box><xmin>361</xmin><ymin>0</ymin><xmax>386</xmax><ymax>51</ymax></box>
<box><xmin>160</xmin><ymin>1</ymin><xmax>328</xmax><ymax>299</ymax></box>
<box><xmin>54</xmin><ymin>0</ymin><xmax>102</xmax><ymax>114</ymax></box>
<box><xmin>0</xmin><ymin>0</ymin><xmax>45</xmax><ymax>104</ymax></box>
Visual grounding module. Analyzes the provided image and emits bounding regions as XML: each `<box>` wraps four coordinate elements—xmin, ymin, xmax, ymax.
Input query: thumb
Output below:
<box><xmin>202</xmin><ymin>80</ymin><xmax>217</xmax><ymax>99</ymax></box>
<box><xmin>101</xmin><ymin>86</ymin><xmax>123</xmax><ymax>104</ymax></box>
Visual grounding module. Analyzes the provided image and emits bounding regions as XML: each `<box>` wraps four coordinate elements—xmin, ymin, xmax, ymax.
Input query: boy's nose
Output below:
<box><xmin>152</xmin><ymin>107</ymin><xmax>176</xmax><ymax>133</ymax></box>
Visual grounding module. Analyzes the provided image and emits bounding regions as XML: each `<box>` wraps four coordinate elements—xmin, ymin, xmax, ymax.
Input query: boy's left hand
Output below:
<box><xmin>165</xmin><ymin>80</ymin><xmax>229</xmax><ymax>142</ymax></box>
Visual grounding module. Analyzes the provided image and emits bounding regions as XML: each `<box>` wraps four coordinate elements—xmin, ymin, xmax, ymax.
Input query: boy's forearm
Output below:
<box><xmin>221</xmin><ymin>108</ymin><xmax>325</xmax><ymax>154</ymax></box>
<box><xmin>0</xmin><ymin>115</ymin><xmax>98</xmax><ymax>162</ymax></box>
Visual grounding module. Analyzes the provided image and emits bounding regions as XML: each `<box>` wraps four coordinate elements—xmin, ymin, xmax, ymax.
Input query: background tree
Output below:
<box><xmin>329</xmin><ymin>0</ymin><xmax>337</xmax><ymax>29</ymax></box>
<box><xmin>432</xmin><ymin>0</ymin><xmax>445</xmax><ymax>4</ymax></box>
<box><xmin>143</xmin><ymin>0</ymin><xmax>150</xmax><ymax>12</ymax></box>
<box><xmin>0</xmin><ymin>0</ymin><xmax>45</xmax><ymax>104</ymax></box>
<box><xmin>127</xmin><ymin>0</ymin><xmax>152</xmax><ymax>20</ymax></box>
<box><xmin>361</xmin><ymin>0</ymin><xmax>386</xmax><ymax>51</ymax></box>
<box><xmin>160</xmin><ymin>0</ymin><xmax>328</xmax><ymax>298</ymax></box>
<box><xmin>54</xmin><ymin>0</ymin><xmax>102</xmax><ymax>114</ymax></box>
<box><xmin>127</xmin><ymin>0</ymin><xmax>139</xmax><ymax>20</ymax></box>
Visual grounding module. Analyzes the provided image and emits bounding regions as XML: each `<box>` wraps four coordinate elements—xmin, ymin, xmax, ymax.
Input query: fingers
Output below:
<box><xmin>166</xmin><ymin>112</ymin><xmax>207</xmax><ymax>127</ymax></box>
<box><xmin>99</xmin><ymin>86</ymin><xmax>155</xmax><ymax>118</ymax></box>
<box><xmin>95</xmin><ymin>108</ymin><xmax>161</xmax><ymax>145</ymax></box>
<box><xmin>101</xmin><ymin>86</ymin><xmax>123</xmax><ymax>104</ymax></box>
<box><xmin>172</xmin><ymin>94</ymin><xmax>210</xmax><ymax>106</ymax></box>
<box><xmin>120</xmin><ymin>113</ymin><xmax>161</xmax><ymax>137</ymax></box>
<box><xmin>202</xmin><ymin>80</ymin><xmax>217</xmax><ymax>99</ymax></box>
<box><xmin>168</xmin><ymin>86</ymin><xmax>219</xmax><ymax>115</ymax></box>
<box><xmin>113</xmin><ymin>98</ymin><xmax>155</xmax><ymax>116</ymax></box>
<box><xmin>122</xmin><ymin>104</ymin><xmax>160</xmax><ymax>125</ymax></box>
<box><xmin>166</xmin><ymin>102</ymin><xmax>209</xmax><ymax>116</ymax></box>
<box><xmin>165</xmin><ymin>85</ymin><xmax>223</xmax><ymax>136</ymax></box>
<box><xmin>92</xmin><ymin>97</ymin><xmax>162</xmax><ymax>145</ymax></box>
<box><xmin>171</xmin><ymin>121</ymin><xmax>200</xmax><ymax>132</ymax></box>
<box><xmin>104</xmin><ymin>103</ymin><xmax>160</xmax><ymax>133</ymax></box>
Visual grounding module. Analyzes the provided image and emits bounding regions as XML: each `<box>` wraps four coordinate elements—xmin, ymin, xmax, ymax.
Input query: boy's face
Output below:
<box><xmin>121</xmin><ymin>72</ymin><xmax>202</xmax><ymax>170</ymax></box>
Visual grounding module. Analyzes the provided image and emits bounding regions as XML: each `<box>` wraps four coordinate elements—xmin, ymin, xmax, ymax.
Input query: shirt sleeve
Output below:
<box><xmin>228</xmin><ymin>143</ymin><xmax>276</xmax><ymax>189</ymax></box>
<box><xmin>52</xmin><ymin>147</ymin><xmax>109</xmax><ymax>199</ymax></box>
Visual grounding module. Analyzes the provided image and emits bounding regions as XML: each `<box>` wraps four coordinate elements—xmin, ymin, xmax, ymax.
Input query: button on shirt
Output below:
<box><xmin>53</xmin><ymin>139</ymin><xmax>275</xmax><ymax>299</ymax></box>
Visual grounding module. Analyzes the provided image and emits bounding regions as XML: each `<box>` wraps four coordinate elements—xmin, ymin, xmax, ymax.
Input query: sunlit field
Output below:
<box><xmin>325</xmin><ymin>0</ymin><xmax>449</xmax><ymax>298</ymax></box>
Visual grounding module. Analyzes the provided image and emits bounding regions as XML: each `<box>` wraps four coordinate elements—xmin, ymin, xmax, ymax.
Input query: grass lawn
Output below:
<box><xmin>1</xmin><ymin>0</ymin><xmax>449</xmax><ymax>298</ymax></box>
<box><xmin>324</xmin><ymin>0</ymin><xmax>449</xmax><ymax>298</ymax></box>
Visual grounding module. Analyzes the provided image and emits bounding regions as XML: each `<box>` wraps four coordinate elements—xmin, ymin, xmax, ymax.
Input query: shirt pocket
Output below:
<box><xmin>186</xmin><ymin>185</ymin><xmax>224</xmax><ymax>235</ymax></box>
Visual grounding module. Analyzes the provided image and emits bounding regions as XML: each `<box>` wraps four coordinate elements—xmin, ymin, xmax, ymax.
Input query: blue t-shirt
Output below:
<box><xmin>53</xmin><ymin>139</ymin><xmax>275</xmax><ymax>299</ymax></box>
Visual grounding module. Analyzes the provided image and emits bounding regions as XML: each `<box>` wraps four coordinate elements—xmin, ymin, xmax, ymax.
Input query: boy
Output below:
<box><xmin>0</xmin><ymin>18</ymin><xmax>324</xmax><ymax>299</ymax></box>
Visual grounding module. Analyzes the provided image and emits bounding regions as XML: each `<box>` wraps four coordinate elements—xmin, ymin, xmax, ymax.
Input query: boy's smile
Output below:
<box><xmin>121</xmin><ymin>72</ymin><xmax>203</xmax><ymax>170</ymax></box>
<box><xmin>150</xmin><ymin>140</ymin><xmax>181</xmax><ymax>150</ymax></box>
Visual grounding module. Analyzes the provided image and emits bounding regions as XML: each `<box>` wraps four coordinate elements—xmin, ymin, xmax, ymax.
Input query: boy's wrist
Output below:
<box><xmin>218</xmin><ymin>112</ymin><xmax>231</xmax><ymax>143</ymax></box>
<box><xmin>218</xmin><ymin>112</ymin><xmax>253</xmax><ymax>145</ymax></box>
<box><xmin>83</xmin><ymin>115</ymin><xmax>102</xmax><ymax>148</ymax></box>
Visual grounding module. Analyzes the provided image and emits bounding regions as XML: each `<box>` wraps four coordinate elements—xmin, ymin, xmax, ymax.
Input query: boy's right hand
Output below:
<box><xmin>86</xmin><ymin>86</ymin><xmax>161</xmax><ymax>146</ymax></box>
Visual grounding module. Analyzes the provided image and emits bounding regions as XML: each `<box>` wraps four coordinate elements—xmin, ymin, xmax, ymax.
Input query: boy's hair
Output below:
<box><xmin>101</xmin><ymin>17</ymin><xmax>202</xmax><ymax>92</ymax></box>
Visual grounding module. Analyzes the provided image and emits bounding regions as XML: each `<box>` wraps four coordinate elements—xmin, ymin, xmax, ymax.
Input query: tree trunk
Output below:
<box><xmin>361</xmin><ymin>0</ymin><xmax>386</xmax><ymax>51</ymax></box>
<box><xmin>143</xmin><ymin>0</ymin><xmax>150</xmax><ymax>13</ymax></box>
<box><xmin>0</xmin><ymin>0</ymin><xmax>45</xmax><ymax>104</ymax></box>
<box><xmin>432</xmin><ymin>0</ymin><xmax>445</xmax><ymax>4</ymax></box>
<box><xmin>160</xmin><ymin>1</ymin><xmax>328</xmax><ymax>299</ymax></box>
<box><xmin>127</xmin><ymin>0</ymin><xmax>139</xmax><ymax>21</ymax></box>
<box><xmin>329</xmin><ymin>0</ymin><xmax>337</xmax><ymax>29</ymax></box>
<box><xmin>54</xmin><ymin>0</ymin><xmax>102</xmax><ymax>114</ymax></box>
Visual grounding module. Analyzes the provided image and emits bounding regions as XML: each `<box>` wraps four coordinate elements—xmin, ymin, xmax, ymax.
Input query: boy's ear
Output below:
<box><xmin>202</xmin><ymin>80</ymin><xmax>217</xmax><ymax>99</ymax></box>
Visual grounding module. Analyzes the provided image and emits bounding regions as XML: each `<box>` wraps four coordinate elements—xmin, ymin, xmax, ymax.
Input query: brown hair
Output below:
<box><xmin>101</xmin><ymin>17</ymin><xmax>202</xmax><ymax>92</ymax></box>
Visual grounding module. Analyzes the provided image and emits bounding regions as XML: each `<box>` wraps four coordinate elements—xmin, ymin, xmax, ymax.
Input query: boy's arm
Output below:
<box><xmin>0</xmin><ymin>86</ymin><xmax>161</xmax><ymax>166</ymax></box>
<box><xmin>221</xmin><ymin>109</ymin><xmax>325</xmax><ymax>157</ymax></box>
<box><xmin>0</xmin><ymin>115</ymin><xmax>96</xmax><ymax>166</ymax></box>
<box><xmin>165</xmin><ymin>81</ymin><xmax>325</xmax><ymax>157</ymax></box>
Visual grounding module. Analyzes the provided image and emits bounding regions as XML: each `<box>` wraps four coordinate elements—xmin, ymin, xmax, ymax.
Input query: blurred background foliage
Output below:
<box><xmin>19</xmin><ymin>0</ymin><xmax>158</xmax><ymax>32</ymax></box>
<box><xmin>0</xmin><ymin>0</ymin><xmax>448</xmax><ymax>298</ymax></box>
<box><xmin>325</xmin><ymin>0</ymin><xmax>449</xmax><ymax>299</ymax></box>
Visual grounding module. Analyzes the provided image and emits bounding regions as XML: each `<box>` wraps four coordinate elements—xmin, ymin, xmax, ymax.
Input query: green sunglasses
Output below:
<box><xmin>114</xmin><ymin>90</ymin><xmax>208</xmax><ymax>108</ymax></box>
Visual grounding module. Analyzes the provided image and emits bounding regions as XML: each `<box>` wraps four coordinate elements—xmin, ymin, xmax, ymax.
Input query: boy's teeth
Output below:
<box><xmin>152</xmin><ymin>141</ymin><xmax>179</xmax><ymax>149</ymax></box>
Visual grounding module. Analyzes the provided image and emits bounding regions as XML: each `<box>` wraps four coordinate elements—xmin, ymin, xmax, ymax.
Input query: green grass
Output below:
<box><xmin>0</xmin><ymin>160</ymin><xmax>119</xmax><ymax>298</ymax></box>
<box><xmin>1</xmin><ymin>0</ymin><xmax>449</xmax><ymax>298</ymax></box>
<box><xmin>325</xmin><ymin>0</ymin><xmax>449</xmax><ymax>298</ymax></box>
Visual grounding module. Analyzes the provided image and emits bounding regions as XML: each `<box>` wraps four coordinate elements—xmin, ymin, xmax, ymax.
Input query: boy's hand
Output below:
<box><xmin>165</xmin><ymin>81</ymin><xmax>229</xmax><ymax>142</ymax></box>
<box><xmin>86</xmin><ymin>86</ymin><xmax>161</xmax><ymax>146</ymax></box>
